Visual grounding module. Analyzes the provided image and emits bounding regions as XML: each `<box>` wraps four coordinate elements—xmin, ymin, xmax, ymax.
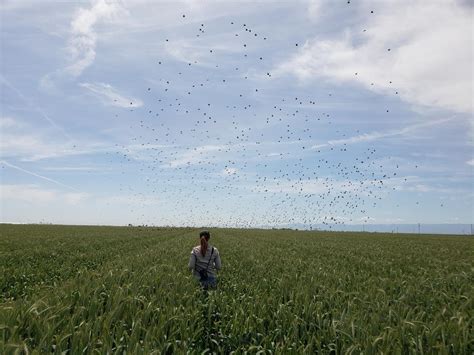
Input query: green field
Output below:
<box><xmin>0</xmin><ymin>224</ymin><xmax>472</xmax><ymax>354</ymax></box>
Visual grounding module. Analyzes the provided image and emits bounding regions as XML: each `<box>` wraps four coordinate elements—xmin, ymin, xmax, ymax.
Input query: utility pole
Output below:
<box><xmin>418</xmin><ymin>223</ymin><xmax>421</xmax><ymax>234</ymax></box>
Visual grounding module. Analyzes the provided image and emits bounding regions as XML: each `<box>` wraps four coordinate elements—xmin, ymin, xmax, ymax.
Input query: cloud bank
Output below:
<box><xmin>1</xmin><ymin>184</ymin><xmax>89</xmax><ymax>205</ymax></box>
<box><xmin>276</xmin><ymin>0</ymin><xmax>473</xmax><ymax>114</ymax></box>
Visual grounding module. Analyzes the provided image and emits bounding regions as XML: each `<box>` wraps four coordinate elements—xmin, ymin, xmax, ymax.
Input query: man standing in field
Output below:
<box><xmin>188</xmin><ymin>230</ymin><xmax>222</xmax><ymax>289</ymax></box>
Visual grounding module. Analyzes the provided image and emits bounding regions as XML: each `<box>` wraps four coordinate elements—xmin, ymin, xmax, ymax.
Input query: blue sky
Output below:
<box><xmin>1</xmin><ymin>0</ymin><xmax>473</xmax><ymax>228</ymax></box>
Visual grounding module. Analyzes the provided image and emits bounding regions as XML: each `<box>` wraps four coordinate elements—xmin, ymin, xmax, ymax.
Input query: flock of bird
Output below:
<box><xmin>105</xmin><ymin>8</ymin><xmax>413</xmax><ymax>229</ymax></box>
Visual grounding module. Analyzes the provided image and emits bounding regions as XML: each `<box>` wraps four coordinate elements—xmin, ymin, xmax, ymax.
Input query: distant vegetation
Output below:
<box><xmin>1</xmin><ymin>224</ymin><xmax>472</xmax><ymax>353</ymax></box>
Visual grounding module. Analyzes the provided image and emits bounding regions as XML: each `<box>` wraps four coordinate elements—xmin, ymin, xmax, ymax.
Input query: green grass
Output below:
<box><xmin>0</xmin><ymin>224</ymin><xmax>473</xmax><ymax>354</ymax></box>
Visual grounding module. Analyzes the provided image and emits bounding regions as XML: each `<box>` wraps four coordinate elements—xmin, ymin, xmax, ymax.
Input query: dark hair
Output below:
<box><xmin>199</xmin><ymin>230</ymin><xmax>210</xmax><ymax>239</ymax></box>
<box><xmin>199</xmin><ymin>230</ymin><xmax>210</xmax><ymax>257</ymax></box>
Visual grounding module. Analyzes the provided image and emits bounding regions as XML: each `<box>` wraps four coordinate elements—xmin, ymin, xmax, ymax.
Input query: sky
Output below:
<box><xmin>0</xmin><ymin>0</ymin><xmax>473</xmax><ymax>229</ymax></box>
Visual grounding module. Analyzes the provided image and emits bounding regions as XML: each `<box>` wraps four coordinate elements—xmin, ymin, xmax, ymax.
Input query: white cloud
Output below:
<box><xmin>0</xmin><ymin>116</ymin><xmax>22</xmax><ymax>129</ymax></box>
<box><xmin>0</xmin><ymin>116</ymin><xmax>113</xmax><ymax>162</ymax></box>
<box><xmin>222</xmin><ymin>167</ymin><xmax>238</xmax><ymax>176</ymax></box>
<box><xmin>0</xmin><ymin>1</ymin><xmax>50</xmax><ymax>13</ymax></box>
<box><xmin>383</xmin><ymin>176</ymin><xmax>467</xmax><ymax>195</ymax></box>
<box><xmin>1</xmin><ymin>184</ymin><xmax>56</xmax><ymax>203</ymax></box>
<box><xmin>97</xmin><ymin>194</ymin><xmax>160</xmax><ymax>206</ymax></box>
<box><xmin>38</xmin><ymin>0</ymin><xmax>127</xmax><ymax>89</ymax></box>
<box><xmin>0</xmin><ymin>117</ymin><xmax>175</xmax><ymax>163</ymax></box>
<box><xmin>164</xmin><ymin>39</ymin><xmax>213</xmax><ymax>66</ymax></box>
<box><xmin>254</xmin><ymin>177</ymin><xmax>361</xmax><ymax>195</ymax></box>
<box><xmin>276</xmin><ymin>0</ymin><xmax>473</xmax><ymax>114</ymax></box>
<box><xmin>1</xmin><ymin>133</ymin><xmax>49</xmax><ymax>157</ymax></box>
<box><xmin>66</xmin><ymin>0</ymin><xmax>127</xmax><ymax>77</ymax></box>
<box><xmin>110</xmin><ymin>1</ymin><xmax>273</xmax><ymax>35</ymax></box>
<box><xmin>42</xmin><ymin>166</ymin><xmax>105</xmax><ymax>172</ymax></box>
<box><xmin>253</xmin><ymin>174</ymin><xmax>468</xmax><ymax>198</ymax></box>
<box><xmin>0</xmin><ymin>131</ymin><xmax>107</xmax><ymax>162</ymax></box>
<box><xmin>467</xmin><ymin>159</ymin><xmax>474</xmax><ymax>166</ymax></box>
<box><xmin>0</xmin><ymin>184</ymin><xmax>89</xmax><ymax>205</ymax></box>
<box><xmin>167</xmin><ymin>145</ymin><xmax>225</xmax><ymax>168</ymax></box>
<box><xmin>307</xmin><ymin>0</ymin><xmax>323</xmax><ymax>19</ymax></box>
<box><xmin>64</xmin><ymin>192</ymin><xmax>89</xmax><ymax>205</ymax></box>
<box><xmin>357</xmin><ymin>216</ymin><xmax>377</xmax><ymax>223</ymax></box>
<box><xmin>162</xmin><ymin>34</ymin><xmax>248</xmax><ymax>67</ymax></box>
<box><xmin>80</xmin><ymin>82</ymin><xmax>143</xmax><ymax>108</ymax></box>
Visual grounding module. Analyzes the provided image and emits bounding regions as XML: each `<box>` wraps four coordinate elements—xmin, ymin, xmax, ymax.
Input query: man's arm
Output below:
<box><xmin>214</xmin><ymin>249</ymin><xmax>222</xmax><ymax>270</ymax></box>
<box><xmin>188</xmin><ymin>252</ymin><xmax>196</xmax><ymax>270</ymax></box>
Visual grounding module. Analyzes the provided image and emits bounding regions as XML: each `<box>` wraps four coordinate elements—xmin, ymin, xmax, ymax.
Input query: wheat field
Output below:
<box><xmin>1</xmin><ymin>224</ymin><xmax>472</xmax><ymax>354</ymax></box>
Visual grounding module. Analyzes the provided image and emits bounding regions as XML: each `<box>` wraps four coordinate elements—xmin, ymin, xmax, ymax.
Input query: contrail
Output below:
<box><xmin>310</xmin><ymin>116</ymin><xmax>456</xmax><ymax>150</ymax></box>
<box><xmin>1</xmin><ymin>160</ymin><xmax>79</xmax><ymax>191</ymax></box>
<box><xmin>0</xmin><ymin>74</ymin><xmax>73</xmax><ymax>141</ymax></box>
